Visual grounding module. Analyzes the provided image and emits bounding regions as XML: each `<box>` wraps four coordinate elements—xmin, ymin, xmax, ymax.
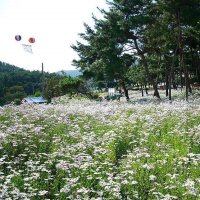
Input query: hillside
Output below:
<box><xmin>0</xmin><ymin>61</ymin><xmax>52</xmax><ymax>106</ymax></box>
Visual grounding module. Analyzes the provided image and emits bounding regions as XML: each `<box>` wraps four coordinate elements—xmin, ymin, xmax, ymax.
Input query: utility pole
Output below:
<box><xmin>42</xmin><ymin>63</ymin><xmax>45</xmax><ymax>96</ymax></box>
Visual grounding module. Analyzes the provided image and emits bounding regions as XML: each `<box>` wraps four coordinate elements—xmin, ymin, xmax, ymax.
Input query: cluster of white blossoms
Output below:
<box><xmin>0</xmin><ymin>95</ymin><xmax>200</xmax><ymax>199</ymax></box>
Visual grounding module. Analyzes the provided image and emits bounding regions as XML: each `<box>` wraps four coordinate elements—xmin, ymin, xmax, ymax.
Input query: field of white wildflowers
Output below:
<box><xmin>0</xmin><ymin>90</ymin><xmax>200</xmax><ymax>199</ymax></box>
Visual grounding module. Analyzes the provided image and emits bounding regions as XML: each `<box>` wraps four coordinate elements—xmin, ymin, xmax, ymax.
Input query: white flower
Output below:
<box><xmin>34</xmin><ymin>127</ymin><xmax>41</xmax><ymax>133</ymax></box>
<box><xmin>184</xmin><ymin>178</ymin><xmax>195</xmax><ymax>188</ymax></box>
<box><xmin>38</xmin><ymin>190</ymin><xmax>48</xmax><ymax>196</ymax></box>
<box><xmin>131</xmin><ymin>180</ymin><xmax>138</xmax><ymax>185</ymax></box>
<box><xmin>149</xmin><ymin>175</ymin><xmax>157</xmax><ymax>181</ymax></box>
<box><xmin>121</xmin><ymin>180</ymin><xmax>128</xmax><ymax>185</ymax></box>
<box><xmin>161</xmin><ymin>194</ymin><xmax>178</xmax><ymax>200</ymax></box>
<box><xmin>183</xmin><ymin>178</ymin><xmax>198</xmax><ymax>196</ymax></box>
<box><xmin>142</xmin><ymin>164</ymin><xmax>154</xmax><ymax>170</ymax></box>
<box><xmin>77</xmin><ymin>187</ymin><xmax>89</xmax><ymax>194</ymax></box>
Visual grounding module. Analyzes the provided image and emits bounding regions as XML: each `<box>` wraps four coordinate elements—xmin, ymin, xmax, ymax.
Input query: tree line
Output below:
<box><xmin>0</xmin><ymin>62</ymin><xmax>53</xmax><ymax>105</ymax></box>
<box><xmin>71</xmin><ymin>0</ymin><xmax>200</xmax><ymax>101</ymax></box>
<box><xmin>0</xmin><ymin>62</ymin><xmax>95</xmax><ymax>105</ymax></box>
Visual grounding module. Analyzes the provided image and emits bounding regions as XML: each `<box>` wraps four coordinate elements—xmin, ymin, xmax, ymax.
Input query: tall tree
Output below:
<box><xmin>72</xmin><ymin>0</ymin><xmax>200</xmax><ymax>101</ymax></box>
<box><xmin>72</xmin><ymin>13</ymin><xmax>135</xmax><ymax>100</ymax></box>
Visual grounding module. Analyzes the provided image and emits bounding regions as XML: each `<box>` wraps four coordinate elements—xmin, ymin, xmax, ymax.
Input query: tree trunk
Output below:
<box><xmin>176</xmin><ymin>8</ymin><xmax>190</xmax><ymax>101</ymax></box>
<box><xmin>153</xmin><ymin>83</ymin><xmax>160</xmax><ymax>98</ymax></box>
<box><xmin>169</xmin><ymin>72</ymin><xmax>172</xmax><ymax>101</ymax></box>
<box><xmin>172</xmin><ymin>72</ymin><xmax>177</xmax><ymax>89</ymax></box>
<box><xmin>180</xmin><ymin>69</ymin><xmax>183</xmax><ymax>90</ymax></box>
<box><xmin>184</xmin><ymin>68</ymin><xmax>189</xmax><ymax>101</ymax></box>
<box><xmin>169</xmin><ymin>44</ymin><xmax>178</xmax><ymax>101</ymax></box>
<box><xmin>141</xmin><ymin>85</ymin><xmax>144</xmax><ymax>96</ymax></box>
<box><xmin>145</xmin><ymin>84</ymin><xmax>148</xmax><ymax>95</ymax></box>
<box><xmin>196</xmin><ymin>51</ymin><xmax>200</xmax><ymax>82</ymax></box>
<box><xmin>166</xmin><ymin>81</ymin><xmax>169</xmax><ymax>97</ymax></box>
<box><xmin>191</xmin><ymin>49</ymin><xmax>200</xmax><ymax>84</ymax></box>
<box><xmin>133</xmin><ymin>38</ymin><xmax>160</xmax><ymax>99</ymax></box>
<box><xmin>165</xmin><ymin>63</ymin><xmax>169</xmax><ymax>97</ymax></box>
<box><xmin>121</xmin><ymin>80</ymin><xmax>129</xmax><ymax>101</ymax></box>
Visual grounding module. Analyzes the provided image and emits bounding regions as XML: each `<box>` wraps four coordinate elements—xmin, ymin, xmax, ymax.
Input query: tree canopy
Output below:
<box><xmin>72</xmin><ymin>0</ymin><xmax>200</xmax><ymax>100</ymax></box>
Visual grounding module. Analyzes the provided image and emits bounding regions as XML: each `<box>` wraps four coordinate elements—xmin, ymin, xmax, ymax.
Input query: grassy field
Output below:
<box><xmin>0</xmin><ymin>90</ymin><xmax>200</xmax><ymax>199</ymax></box>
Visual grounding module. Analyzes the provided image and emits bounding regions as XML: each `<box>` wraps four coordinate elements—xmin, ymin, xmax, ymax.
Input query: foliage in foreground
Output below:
<box><xmin>0</xmin><ymin>97</ymin><xmax>200</xmax><ymax>199</ymax></box>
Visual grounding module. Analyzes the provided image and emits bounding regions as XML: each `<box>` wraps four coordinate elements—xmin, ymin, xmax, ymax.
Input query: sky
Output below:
<box><xmin>0</xmin><ymin>0</ymin><xmax>109</xmax><ymax>73</ymax></box>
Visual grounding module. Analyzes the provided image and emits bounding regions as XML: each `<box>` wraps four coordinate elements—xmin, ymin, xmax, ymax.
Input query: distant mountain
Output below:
<box><xmin>58</xmin><ymin>69</ymin><xmax>82</xmax><ymax>77</ymax></box>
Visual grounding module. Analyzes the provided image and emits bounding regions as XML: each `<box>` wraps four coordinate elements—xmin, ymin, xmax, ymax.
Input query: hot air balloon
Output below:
<box><xmin>15</xmin><ymin>35</ymin><xmax>21</xmax><ymax>41</ymax></box>
<box><xmin>28</xmin><ymin>37</ymin><xmax>35</xmax><ymax>43</ymax></box>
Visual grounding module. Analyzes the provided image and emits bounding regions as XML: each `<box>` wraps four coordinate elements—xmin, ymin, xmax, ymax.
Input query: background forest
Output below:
<box><xmin>0</xmin><ymin>62</ymin><xmax>90</xmax><ymax>106</ymax></box>
<box><xmin>0</xmin><ymin>62</ymin><xmax>53</xmax><ymax>106</ymax></box>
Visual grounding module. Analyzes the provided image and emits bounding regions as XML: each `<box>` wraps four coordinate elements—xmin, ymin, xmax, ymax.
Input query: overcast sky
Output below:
<box><xmin>0</xmin><ymin>0</ymin><xmax>108</xmax><ymax>72</ymax></box>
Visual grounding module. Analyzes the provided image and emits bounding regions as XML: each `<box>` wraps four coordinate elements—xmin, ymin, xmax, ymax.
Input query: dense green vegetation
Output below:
<box><xmin>72</xmin><ymin>0</ymin><xmax>200</xmax><ymax>101</ymax></box>
<box><xmin>0</xmin><ymin>62</ymin><xmax>89</xmax><ymax>105</ymax></box>
<box><xmin>0</xmin><ymin>61</ymin><xmax>52</xmax><ymax>106</ymax></box>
